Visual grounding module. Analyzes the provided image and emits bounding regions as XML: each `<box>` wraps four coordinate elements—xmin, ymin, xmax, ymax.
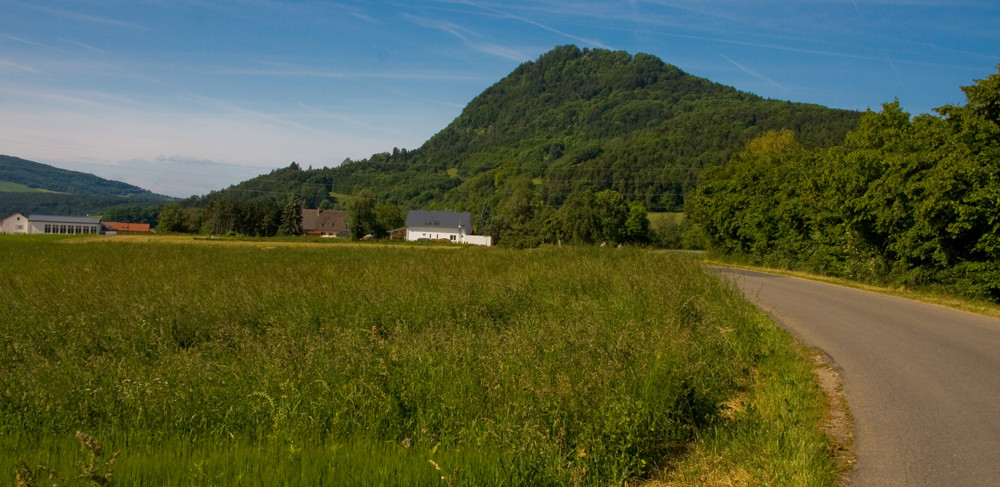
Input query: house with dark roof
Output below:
<box><xmin>301</xmin><ymin>209</ymin><xmax>349</xmax><ymax>237</ymax></box>
<box><xmin>404</xmin><ymin>210</ymin><xmax>491</xmax><ymax>246</ymax></box>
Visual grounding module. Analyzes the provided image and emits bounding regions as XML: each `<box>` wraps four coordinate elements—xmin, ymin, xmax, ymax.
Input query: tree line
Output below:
<box><xmin>153</xmin><ymin>190</ymin><xmax>406</xmax><ymax>240</ymax></box>
<box><xmin>688</xmin><ymin>66</ymin><xmax>1000</xmax><ymax>301</ymax></box>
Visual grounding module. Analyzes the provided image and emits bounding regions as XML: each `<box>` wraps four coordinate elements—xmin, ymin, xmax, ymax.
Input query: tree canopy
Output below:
<box><xmin>689</xmin><ymin>65</ymin><xmax>1000</xmax><ymax>301</ymax></box>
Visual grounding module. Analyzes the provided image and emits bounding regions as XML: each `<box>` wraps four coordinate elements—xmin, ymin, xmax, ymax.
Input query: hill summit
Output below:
<box><xmin>194</xmin><ymin>45</ymin><xmax>860</xmax><ymax>214</ymax></box>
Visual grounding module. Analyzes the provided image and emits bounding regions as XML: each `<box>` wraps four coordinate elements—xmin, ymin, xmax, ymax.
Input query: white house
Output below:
<box><xmin>25</xmin><ymin>215</ymin><xmax>102</xmax><ymax>235</ymax></box>
<box><xmin>404</xmin><ymin>210</ymin><xmax>492</xmax><ymax>246</ymax></box>
<box><xmin>0</xmin><ymin>213</ymin><xmax>28</xmax><ymax>234</ymax></box>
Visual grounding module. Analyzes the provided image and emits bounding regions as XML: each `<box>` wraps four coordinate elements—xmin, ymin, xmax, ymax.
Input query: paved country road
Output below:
<box><xmin>714</xmin><ymin>267</ymin><xmax>1000</xmax><ymax>486</ymax></box>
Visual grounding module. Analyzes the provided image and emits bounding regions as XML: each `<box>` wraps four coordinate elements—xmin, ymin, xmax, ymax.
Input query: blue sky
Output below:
<box><xmin>2</xmin><ymin>0</ymin><xmax>997</xmax><ymax>197</ymax></box>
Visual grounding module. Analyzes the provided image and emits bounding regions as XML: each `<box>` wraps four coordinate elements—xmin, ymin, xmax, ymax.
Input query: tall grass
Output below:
<box><xmin>0</xmin><ymin>237</ymin><xmax>834</xmax><ymax>485</ymax></box>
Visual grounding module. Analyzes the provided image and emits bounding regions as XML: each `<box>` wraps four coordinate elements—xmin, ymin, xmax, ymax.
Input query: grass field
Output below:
<box><xmin>2</xmin><ymin>236</ymin><xmax>839</xmax><ymax>486</ymax></box>
<box><xmin>0</xmin><ymin>182</ymin><xmax>61</xmax><ymax>193</ymax></box>
<box><xmin>646</xmin><ymin>212</ymin><xmax>684</xmax><ymax>231</ymax></box>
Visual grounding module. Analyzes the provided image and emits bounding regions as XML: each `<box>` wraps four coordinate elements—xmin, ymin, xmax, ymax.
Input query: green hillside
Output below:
<box><xmin>0</xmin><ymin>155</ymin><xmax>152</xmax><ymax>195</ymax></box>
<box><xmin>194</xmin><ymin>46</ymin><xmax>860</xmax><ymax>217</ymax></box>
<box><xmin>0</xmin><ymin>155</ymin><xmax>175</xmax><ymax>216</ymax></box>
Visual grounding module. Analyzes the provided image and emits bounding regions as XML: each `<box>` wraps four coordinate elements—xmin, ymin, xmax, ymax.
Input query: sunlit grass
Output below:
<box><xmin>1</xmin><ymin>237</ymin><xmax>838</xmax><ymax>485</ymax></box>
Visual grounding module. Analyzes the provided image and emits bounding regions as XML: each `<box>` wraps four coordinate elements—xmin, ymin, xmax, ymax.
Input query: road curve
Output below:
<box><xmin>714</xmin><ymin>267</ymin><xmax>1000</xmax><ymax>486</ymax></box>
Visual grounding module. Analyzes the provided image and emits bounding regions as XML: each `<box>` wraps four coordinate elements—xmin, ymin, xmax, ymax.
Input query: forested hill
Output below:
<box><xmin>0</xmin><ymin>155</ymin><xmax>174</xmax><ymax>216</ymax></box>
<box><xmin>193</xmin><ymin>45</ymin><xmax>860</xmax><ymax>213</ymax></box>
<box><xmin>0</xmin><ymin>155</ymin><xmax>152</xmax><ymax>195</ymax></box>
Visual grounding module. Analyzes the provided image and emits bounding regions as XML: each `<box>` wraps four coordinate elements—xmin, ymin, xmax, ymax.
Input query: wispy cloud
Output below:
<box><xmin>0</xmin><ymin>59</ymin><xmax>37</xmax><ymax>73</ymax></box>
<box><xmin>405</xmin><ymin>13</ymin><xmax>534</xmax><ymax>62</ymax></box>
<box><xmin>28</xmin><ymin>4</ymin><xmax>149</xmax><ymax>30</ymax></box>
<box><xmin>719</xmin><ymin>54</ymin><xmax>787</xmax><ymax>92</ymax></box>
<box><xmin>219</xmin><ymin>62</ymin><xmax>484</xmax><ymax>81</ymax></box>
<box><xmin>0</xmin><ymin>33</ymin><xmax>76</xmax><ymax>56</ymax></box>
<box><xmin>0</xmin><ymin>83</ymin><xmax>113</xmax><ymax>108</ymax></box>
<box><xmin>405</xmin><ymin>14</ymin><xmax>478</xmax><ymax>41</ymax></box>
<box><xmin>56</xmin><ymin>38</ymin><xmax>108</xmax><ymax>55</ymax></box>
<box><xmin>456</xmin><ymin>0</ymin><xmax>613</xmax><ymax>49</ymax></box>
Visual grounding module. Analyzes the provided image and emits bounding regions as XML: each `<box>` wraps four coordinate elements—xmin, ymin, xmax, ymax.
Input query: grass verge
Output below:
<box><xmin>705</xmin><ymin>256</ymin><xmax>1000</xmax><ymax>320</ymax></box>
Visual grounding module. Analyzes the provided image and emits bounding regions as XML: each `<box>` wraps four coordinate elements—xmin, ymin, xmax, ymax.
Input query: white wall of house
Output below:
<box><xmin>405</xmin><ymin>225</ymin><xmax>491</xmax><ymax>246</ymax></box>
<box><xmin>462</xmin><ymin>235</ymin><xmax>492</xmax><ymax>246</ymax></box>
<box><xmin>406</xmin><ymin>225</ymin><xmax>463</xmax><ymax>242</ymax></box>
<box><xmin>0</xmin><ymin>213</ymin><xmax>28</xmax><ymax>234</ymax></box>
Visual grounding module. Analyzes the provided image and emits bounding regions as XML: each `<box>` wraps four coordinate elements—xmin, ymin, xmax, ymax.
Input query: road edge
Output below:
<box><xmin>801</xmin><ymin>345</ymin><xmax>856</xmax><ymax>486</ymax></box>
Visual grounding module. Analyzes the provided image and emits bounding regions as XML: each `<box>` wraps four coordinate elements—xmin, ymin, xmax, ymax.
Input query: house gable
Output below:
<box><xmin>0</xmin><ymin>213</ymin><xmax>28</xmax><ymax>234</ymax></box>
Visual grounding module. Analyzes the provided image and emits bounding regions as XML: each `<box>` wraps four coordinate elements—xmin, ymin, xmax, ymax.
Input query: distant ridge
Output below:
<box><xmin>0</xmin><ymin>155</ymin><xmax>153</xmax><ymax>196</ymax></box>
<box><xmin>0</xmin><ymin>155</ymin><xmax>175</xmax><ymax>216</ymax></box>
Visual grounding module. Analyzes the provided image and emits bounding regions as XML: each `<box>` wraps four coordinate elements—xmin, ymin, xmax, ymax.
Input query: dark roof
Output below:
<box><xmin>301</xmin><ymin>209</ymin><xmax>349</xmax><ymax>235</ymax></box>
<box><xmin>27</xmin><ymin>214</ymin><xmax>100</xmax><ymax>224</ymax></box>
<box><xmin>405</xmin><ymin>210</ymin><xmax>473</xmax><ymax>230</ymax></box>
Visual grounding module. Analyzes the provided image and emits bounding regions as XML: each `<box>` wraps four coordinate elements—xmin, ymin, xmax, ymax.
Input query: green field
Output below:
<box><xmin>646</xmin><ymin>212</ymin><xmax>684</xmax><ymax>231</ymax></box>
<box><xmin>2</xmin><ymin>236</ymin><xmax>838</xmax><ymax>486</ymax></box>
<box><xmin>0</xmin><ymin>181</ymin><xmax>61</xmax><ymax>193</ymax></box>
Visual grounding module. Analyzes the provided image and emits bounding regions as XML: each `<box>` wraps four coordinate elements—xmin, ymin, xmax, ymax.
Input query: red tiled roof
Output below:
<box><xmin>102</xmin><ymin>222</ymin><xmax>151</xmax><ymax>232</ymax></box>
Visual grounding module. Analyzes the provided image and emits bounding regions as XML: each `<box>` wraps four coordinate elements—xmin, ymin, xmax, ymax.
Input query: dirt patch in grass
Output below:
<box><xmin>808</xmin><ymin>350</ymin><xmax>855</xmax><ymax>486</ymax></box>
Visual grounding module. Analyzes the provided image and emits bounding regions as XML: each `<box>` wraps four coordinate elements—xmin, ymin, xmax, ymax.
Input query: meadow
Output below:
<box><xmin>1</xmin><ymin>236</ymin><xmax>839</xmax><ymax>486</ymax></box>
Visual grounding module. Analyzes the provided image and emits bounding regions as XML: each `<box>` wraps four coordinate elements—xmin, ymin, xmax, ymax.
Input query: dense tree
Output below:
<box><xmin>373</xmin><ymin>203</ymin><xmax>405</xmax><ymax>238</ymax></box>
<box><xmin>594</xmin><ymin>190</ymin><xmax>629</xmax><ymax>243</ymax></box>
<box><xmin>548</xmin><ymin>189</ymin><xmax>649</xmax><ymax>245</ymax></box>
<box><xmin>278</xmin><ymin>196</ymin><xmax>304</xmax><ymax>236</ymax></box>
<box><xmin>553</xmin><ymin>190</ymin><xmax>600</xmax><ymax>244</ymax></box>
<box><xmin>347</xmin><ymin>189</ymin><xmax>377</xmax><ymax>240</ymax></box>
<box><xmin>101</xmin><ymin>205</ymin><xmax>160</xmax><ymax>225</ymax></box>
<box><xmin>689</xmin><ymin>65</ymin><xmax>1000</xmax><ymax>300</ymax></box>
<box><xmin>200</xmin><ymin>198</ymin><xmax>281</xmax><ymax>236</ymax></box>
<box><xmin>156</xmin><ymin>205</ymin><xmax>188</xmax><ymax>233</ymax></box>
<box><xmin>625</xmin><ymin>201</ymin><xmax>652</xmax><ymax>244</ymax></box>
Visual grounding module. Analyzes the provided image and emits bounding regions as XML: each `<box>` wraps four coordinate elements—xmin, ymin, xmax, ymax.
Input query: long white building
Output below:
<box><xmin>0</xmin><ymin>214</ymin><xmax>103</xmax><ymax>235</ymax></box>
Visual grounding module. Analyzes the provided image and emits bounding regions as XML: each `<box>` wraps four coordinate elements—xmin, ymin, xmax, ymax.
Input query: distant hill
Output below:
<box><xmin>0</xmin><ymin>155</ymin><xmax>175</xmax><ymax>216</ymax></box>
<box><xmin>193</xmin><ymin>45</ymin><xmax>861</xmax><ymax>214</ymax></box>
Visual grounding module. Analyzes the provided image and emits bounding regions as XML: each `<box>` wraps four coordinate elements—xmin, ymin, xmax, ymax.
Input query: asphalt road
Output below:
<box><xmin>714</xmin><ymin>267</ymin><xmax>1000</xmax><ymax>486</ymax></box>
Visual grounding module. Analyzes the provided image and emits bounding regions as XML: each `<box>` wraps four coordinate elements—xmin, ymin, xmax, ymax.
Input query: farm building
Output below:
<box><xmin>25</xmin><ymin>215</ymin><xmax>102</xmax><ymax>235</ymax></box>
<box><xmin>0</xmin><ymin>213</ymin><xmax>28</xmax><ymax>234</ymax></box>
<box><xmin>404</xmin><ymin>210</ymin><xmax>491</xmax><ymax>246</ymax></box>
<box><xmin>102</xmin><ymin>222</ymin><xmax>151</xmax><ymax>233</ymax></box>
<box><xmin>301</xmin><ymin>209</ymin><xmax>349</xmax><ymax>237</ymax></box>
